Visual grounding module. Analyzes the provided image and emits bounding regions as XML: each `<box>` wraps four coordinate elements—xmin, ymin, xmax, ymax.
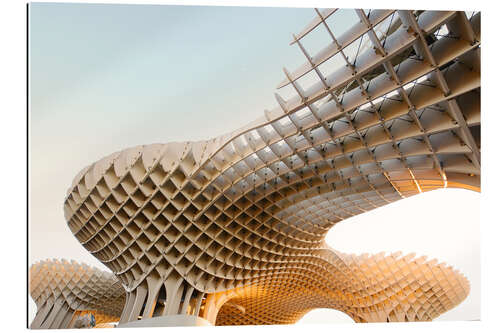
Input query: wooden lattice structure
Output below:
<box><xmin>29</xmin><ymin>259</ymin><xmax>126</xmax><ymax>329</ymax></box>
<box><xmin>214</xmin><ymin>250</ymin><xmax>469</xmax><ymax>324</ymax></box>
<box><xmin>62</xmin><ymin>9</ymin><xmax>480</xmax><ymax>326</ymax></box>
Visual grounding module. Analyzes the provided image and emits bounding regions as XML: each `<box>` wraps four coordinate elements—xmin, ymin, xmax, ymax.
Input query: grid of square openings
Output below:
<box><xmin>215</xmin><ymin>251</ymin><xmax>469</xmax><ymax>325</ymax></box>
<box><xmin>62</xmin><ymin>8</ymin><xmax>480</xmax><ymax>324</ymax></box>
<box><xmin>29</xmin><ymin>259</ymin><xmax>125</xmax><ymax>328</ymax></box>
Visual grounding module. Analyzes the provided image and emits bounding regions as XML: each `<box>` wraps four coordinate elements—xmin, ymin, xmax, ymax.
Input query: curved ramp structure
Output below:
<box><xmin>29</xmin><ymin>259</ymin><xmax>126</xmax><ymax>329</ymax></box>
<box><xmin>62</xmin><ymin>9</ymin><xmax>480</xmax><ymax>326</ymax></box>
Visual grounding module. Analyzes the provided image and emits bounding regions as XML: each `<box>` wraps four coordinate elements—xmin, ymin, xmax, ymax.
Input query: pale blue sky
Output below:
<box><xmin>30</xmin><ymin>3</ymin><xmax>330</xmax><ymax>142</ymax></box>
<box><xmin>29</xmin><ymin>2</ymin><xmax>357</xmax><ymax>264</ymax></box>
<box><xmin>30</xmin><ymin>2</ymin><xmax>318</xmax><ymax>260</ymax></box>
<box><xmin>29</xmin><ymin>3</ymin><xmax>479</xmax><ymax>324</ymax></box>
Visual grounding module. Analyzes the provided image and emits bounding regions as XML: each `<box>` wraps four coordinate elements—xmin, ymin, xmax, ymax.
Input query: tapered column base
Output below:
<box><xmin>116</xmin><ymin>314</ymin><xmax>212</xmax><ymax>327</ymax></box>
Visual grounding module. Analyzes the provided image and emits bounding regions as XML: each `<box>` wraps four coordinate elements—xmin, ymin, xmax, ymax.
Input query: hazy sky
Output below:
<box><xmin>29</xmin><ymin>3</ymin><xmax>480</xmax><ymax>324</ymax></box>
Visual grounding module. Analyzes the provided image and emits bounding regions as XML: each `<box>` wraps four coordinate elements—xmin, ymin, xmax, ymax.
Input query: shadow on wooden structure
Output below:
<box><xmin>61</xmin><ymin>9</ymin><xmax>480</xmax><ymax>326</ymax></box>
<box><xmin>29</xmin><ymin>259</ymin><xmax>125</xmax><ymax>329</ymax></box>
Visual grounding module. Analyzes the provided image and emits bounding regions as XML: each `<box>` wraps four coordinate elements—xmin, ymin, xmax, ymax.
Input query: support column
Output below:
<box><xmin>119</xmin><ymin>290</ymin><xmax>135</xmax><ymax>324</ymax></box>
<box><xmin>30</xmin><ymin>300</ymin><xmax>53</xmax><ymax>329</ymax></box>
<box><xmin>116</xmin><ymin>276</ymin><xmax>213</xmax><ymax>327</ymax></box>
<box><xmin>142</xmin><ymin>275</ymin><xmax>163</xmax><ymax>319</ymax></box>
<box><xmin>127</xmin><ymin>284</ymin><xmax>148</xmax><ymax>322</ymax></box>
<box><xmin>60</xmin><ymin>310</ymin><xmax>76</xmax><ymax>329</ymax></box>
<box><xmin>40</xmin><ymin>298</ymin><xmax>64</xmax><ymax>329</ymax></box>
<box><xmin>50</xmin><ymin>303</ymin><xmax>69</xmax><ymax>328</ymax></box>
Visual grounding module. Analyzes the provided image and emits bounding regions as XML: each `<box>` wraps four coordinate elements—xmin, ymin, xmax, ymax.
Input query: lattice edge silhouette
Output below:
<box><xmin>61</xmin><ymin>8</ymin><xmax>480</xmax><ymax>326</ymax></box>
<box><xmin>29</xmin><ymin>259</ymin><xmax>126</xmax><ymax>329</ymax></box>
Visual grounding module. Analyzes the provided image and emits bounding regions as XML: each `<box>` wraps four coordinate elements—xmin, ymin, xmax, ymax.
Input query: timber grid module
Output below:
<box><xmin>57</xmin><ymin>8</ymin><xmax>480</xmax><ymax>326</ymax></box>
<box><xmin>29</xmin><ymin>259</ymin><xmax>126</xmax><ymax>329</ymax></box>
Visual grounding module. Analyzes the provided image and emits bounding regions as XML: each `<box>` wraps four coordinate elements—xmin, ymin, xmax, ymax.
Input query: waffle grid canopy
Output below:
<box><xmin>29</xmin><ymin>259</ymin><xmax>126</xmax><ymax>329</ymax></box>
<box><xmin>62</xmin><ymin>8</ymin><xmax>479</xmax><ymax>325</ymax></box>
<box><xmin>215</xmin><ymin>250</ymin><xmax>469</xmax><ymax>324</ymax></box>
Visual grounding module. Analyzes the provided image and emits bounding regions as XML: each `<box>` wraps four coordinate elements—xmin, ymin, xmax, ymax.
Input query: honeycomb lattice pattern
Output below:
<box><xmin>29</xmin><ymin>259</ymin><xmax>126</xmax><ymax>329</ymax></box>
<box><xmin>215</xmin><ymin>250</ymin><xmax>469</xmax><ymax>324</ymax></box>
<box><xmin>62</xmin><ymin>9</ymin><xmax>480</xmax><ymax>325</ymax></box>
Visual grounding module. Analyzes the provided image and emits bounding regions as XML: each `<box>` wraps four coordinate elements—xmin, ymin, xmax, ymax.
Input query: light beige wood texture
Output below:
<box><xmin>29</xmin><ymin>259</ymin><xmax>125</xmax><ymax>329</ymax></box>
<box><xmin>62</xmin><ymin>9</ymin><xmax>480</xmax><ymax>325</ymax></box>
<box><xmin>214</xmin><ymin>251</ymin><xmax>469</xmax><ymax>324</ymax></box>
